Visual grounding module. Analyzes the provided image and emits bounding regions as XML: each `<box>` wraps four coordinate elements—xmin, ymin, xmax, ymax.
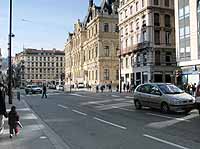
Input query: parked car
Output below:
<box><xmin>25</xmin><ymin>85</ymin><xmax>42</xmax><ymax>94</ymax></box>
<box><xmin>56</xmin><ymin>85</ymin><xmax>64</xmax><ymax>91</ymax></box>
<box><xmin>195</xmin><ymin>84</ymin><xmax>200</xmax><ymax>113</ymax></box>
<box><xmin>133</xmin><ymin>83</ymin><xmax>196</xmax><ymax>113</ymax></box>
<box><xmin>78</xmin><ymin>83</ymin><xmax>84</xmax><ymax>88</ymax></box>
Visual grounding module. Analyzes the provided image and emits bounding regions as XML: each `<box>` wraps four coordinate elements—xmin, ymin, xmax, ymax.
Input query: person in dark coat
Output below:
<box><xmin>123</xmin><ymin>83</ymin><xmax>126</xmax><ymax>92</ymax></box>
<box><xmin>8</xmin><ymin>106</ymin><xmax>19</xmax><ymax>138</ymax></box>
<box><xmin>42</xmin><ymin>84</ymin><xmax>47</xmax><ymax>98</ymax></box>
<box><xmin>126</xmin><ymin>82</ymin><xmax>130</xmax><ymax>93</ymax></box>
<box><xmin>0</xmin><ymin>85</ymin><xmax>7</xmax><ymax>134</ymax></box>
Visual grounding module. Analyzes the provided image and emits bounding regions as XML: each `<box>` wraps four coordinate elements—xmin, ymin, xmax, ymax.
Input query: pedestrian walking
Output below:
<box><xmin>126</xmin><ymin>82</ymin><xmax>130</xmax><ymax>93</ymax></box>
<box><xmin>192</xmin><ymin>83</ymin><xmax>196</xmax><ymax>96</ymax></box>
<box><xmin>116</xmin><ymin>85</ymin><xmax>119</xmax><ymax>92</ymax></box>
<box><xmin>42</xmin><ymin>84</ymin><xmax>47</xmax><ymax>99</ymax></box>
<box><xmin>100</xmin><ymin>85</ymin><xmax>104</xmax><ymax>93</ymax></box>
<box><xmin>8</xmin><ymin>106</ymin><xmax>21</xmax><ymax>138</ymax></box>
<box><xmin>123</xmin><ymin>83</ymin><xmax>126</xmax><ymax>92</ymax></box>
<box><xmin>96</xmin><ymin>85</ymin><xmax>98</xmax><ymax>93</ymax></box>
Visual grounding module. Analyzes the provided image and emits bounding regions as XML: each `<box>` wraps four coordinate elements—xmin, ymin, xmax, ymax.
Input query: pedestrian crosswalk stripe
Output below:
<box><xmin>81</xmin><ymin>98</ymin><xmax>131</xmax><ymax>106</ymax></box>
<box><xmin>96</xmin><ymin>102</ymin><xmax>133</xmax><ymax>111</ymax></box>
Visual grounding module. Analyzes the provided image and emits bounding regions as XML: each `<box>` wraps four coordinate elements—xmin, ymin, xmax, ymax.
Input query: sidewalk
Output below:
<box><xmin>0</xmin><ymin>95</ymin><xmax>70</xmax><ymax>149</ymax></box>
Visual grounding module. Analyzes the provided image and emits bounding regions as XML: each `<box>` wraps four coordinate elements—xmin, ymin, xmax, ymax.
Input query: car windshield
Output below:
<box><xmin>32</xmin><ymin>86</ymin><xmax>38</xmax><ymax>88</ymax></box>
<box><xmin>158</xmin><ymin>84</ymin><xmax>184</xmax><ymax>94</ymax></box>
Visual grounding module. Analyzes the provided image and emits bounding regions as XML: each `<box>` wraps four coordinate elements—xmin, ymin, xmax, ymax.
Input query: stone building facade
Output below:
<box><xmin>119</xmin><ymin>0</ymin><xmax>176</xmax><ymax>86</ymax></box>
<box><xmin>15</xmin><ymin>48</ymin><xmax>65</xmax><ymax>86</ymax></box>
<box><xmin>65</xmin><ymin>0</ymin><xmax>119</xmax><ymax>88</ymax></box>
<box><xmin>175</xmin><ymin>0</ymin><xmax>200</xmax><ymax>85</ymax></box>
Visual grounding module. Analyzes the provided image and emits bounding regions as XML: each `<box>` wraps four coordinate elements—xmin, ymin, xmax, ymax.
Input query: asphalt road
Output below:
<box><xmin>21</xmin><ymin>90</ymin><xmax>200</xmax><ymax>149</ymax></box>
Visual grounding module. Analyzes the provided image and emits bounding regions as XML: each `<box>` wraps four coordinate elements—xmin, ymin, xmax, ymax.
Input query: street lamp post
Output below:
<box><xmin>8</xmin><ymin>0</ymin><xmax>13</xmax><ymax>104</ymax></box>
<box><xmin>119</xmin><ymin>48</ymin><xmax>122</xmax><ymax>93</ymax></box>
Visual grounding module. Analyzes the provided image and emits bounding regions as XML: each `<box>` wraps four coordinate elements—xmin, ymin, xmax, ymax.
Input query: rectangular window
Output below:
<box><xmin>154</xmin><ymin>30</ymin><xmax>160</xmax><ymax>45</ymax></box>
<box><xmin>165</xmin><ymin>0</ymin><xmax>169</xmax><ymax>7</ymax></box>
<box><xmin>143</xmin><ymin>53</ymin><xmax>147</xmax><ymax>66</ymax></box>
<box><xmin>155</xmin><ymin>51</ymin><xmax>161</xmax><ymax>65</ymax></box>
<box><xmin>136</xmin><ymin>54</ymin><xmax>140</xmax><ymax>67</ymax></box>
<box><xmin>142</xmin><ymin>30</ymin><xmax>147</xmax><ymax>42</ymax></box>
<box><xmin>166</xmin><ymin>52</ymin><xmax>172</xmax><ymax>65</ymax></box>
<box><xmin>130</xmin><ymin>6</ymin><xmax>133</xmax><ymax>15</ymax></box>
<box><xmin>104</xmin><ymin>69</ymin><xmax>109</xmax><ymax>80</ymax></box>
<box><xmin>154</xmin><ymin>13</ymin><xmax>160</xmax><ymax>26</ymax></box>
<box><xmin>104</xmin><ymin>23</ymin><xmax>109</xmax><ymax>32</ymax></box>
<box><xmin>104</xmin><ymin>46</ymin><xmax>109</xmax><ymax>57</ymax></box>
<box><xmin>165</xmin><ymin>31</ymin><xmax>171</xmax><ymax>45</ymax></box>
<box><xmin>136</xmin><ymin>2</ymin><xmax>139</xmax><ymax>12</ymax></box>
<box><xmin>126</xmin><ymin>57</ymin><xmax>128</xmax><ymax>68</ymax></box>
<box><xmin>142</xmin><ymin>0</ymin><xmax>144</xmax><ymax>7</ymax></box>
<box><xmin>154</xmin><ymin>0</ymin><xmax>159</xmax><ymax>5</ymax></box>
<box><xmin>96</xmin><ymin>47</ymin><xmax>98</xmax><ymax>57</ymax></box>
<box><xmin>96</xmin><ymin>70</ymin><xmax>98</xmax><ymax>80</ymax></box>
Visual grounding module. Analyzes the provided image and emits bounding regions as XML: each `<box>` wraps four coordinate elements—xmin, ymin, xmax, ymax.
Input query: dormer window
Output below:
<box><xmin>104</xmin><ymin>23</ymin><xmax>109</xmax><ymax>32</ymax></box>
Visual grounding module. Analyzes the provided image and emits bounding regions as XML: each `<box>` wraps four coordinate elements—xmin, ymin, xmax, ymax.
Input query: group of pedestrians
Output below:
<box><xmin>0</xmin><ymin>83</ymin><xmax>22</xmax><ymax>139</ymax></box>
<box><xmin>183</xmin><ymin>83</ymin><xmax>197</xmax><ymax>96</ymax></box>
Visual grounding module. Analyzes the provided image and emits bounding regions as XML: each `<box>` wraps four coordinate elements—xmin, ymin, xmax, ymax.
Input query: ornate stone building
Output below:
<box><xmin>119</xmin><ymin>0</ymin><xmax>176</xmax><ymax>86</ymax></box>
<box><xmin>65</xmin><ymin>0</ymin><xmax>119</xmax><ymax>88</ymax></box>
<box><xmin>15</xmin><ymin>48</ymin><xmax>65</xmax><ymax>86</ymax></box>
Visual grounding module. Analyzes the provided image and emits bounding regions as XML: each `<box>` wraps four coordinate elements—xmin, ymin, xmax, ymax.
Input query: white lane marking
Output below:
<box><xmin>72</xmin><ymin>110</ymin><xmax>87</xmax><ymax>116</ymax></box>
<box><xmin>112</xmin><ymin>106</ymin><xmax>135</xmax><ymax>112</ymax></box>
<box><xmin>143</xmin><ymin>134</ymin><xmax>190</xmax><ymax>149</ymax></box>
<box><xmin>147</xmin><ymin>113</ymin><xmax>199</xmax><ymax>129</ymax></box>
<box><xmin>6</xmin><ymin>108</ymin><xmax>31</xmax><ymax>112</ymax></box>
<box><xmin>146</xmin><ymin>113</ymin><xmax>190</xmax><ymax>122</ymax></box>
<box><xmin>96</xmin><ymin>102</ymin><xmax>132</xmax><ymax>111</ymax></box>
<box><xmin>113</xmin><ymin>98</ymin><xmax>128</xmax><ymax>102</ymax></box>
<box><xmin>58</xmin><ymin>104</ymin><xmax>68</xmax><ymax>109</ymax></box>
<box><xmin>81</xmin><ymin>99</ymin><xmax>114</xmax><ymax>105</ymax></box>
<box><xmin>111</xmin><ymin>95</ymin><xmax>120</xmax><ymax>98</ymax></box>
<box><xmin>70</xmin><ymin>93</ymin><xmax>84</xmax><ymax>97</ymax></box>
<box><xmin>125</xmin><ymin>96</ymin><xmax>133</xmax><ymax>99</ymax></box>
<box><xmin>93</xmin><ymin>117</ymin><xmax>127</xmax><ymax>130</ymax></box>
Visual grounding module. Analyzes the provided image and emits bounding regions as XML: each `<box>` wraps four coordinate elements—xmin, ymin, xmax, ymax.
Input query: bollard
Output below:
<box><xmin>17</xmin><ymin>92</ymin><xmax>20</xmax><ymax>101</ymax></box>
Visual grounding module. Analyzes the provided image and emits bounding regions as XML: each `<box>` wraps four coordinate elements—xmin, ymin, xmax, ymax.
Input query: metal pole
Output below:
<box><xmin>8</xmin><ymin>0</ymin><xmax>13</xmax><ymax>104</ymax></box>
<box><xmin>119</xmin><ymin>48</ymin><xmax>122</xmax><ymax>93</ymax></box>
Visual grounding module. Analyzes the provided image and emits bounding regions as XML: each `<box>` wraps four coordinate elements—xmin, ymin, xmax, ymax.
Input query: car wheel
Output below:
<box><xmin>161</xmin><ymin>102</ymin><xmax>169</xmax><ymax>113</ymax></box>
<box><xmin>134</xmin><ymin>100</ymin><xmax>142</xmax><ymax>110</ymax></box>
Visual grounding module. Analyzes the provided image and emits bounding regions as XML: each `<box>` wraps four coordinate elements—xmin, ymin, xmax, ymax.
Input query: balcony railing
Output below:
<box><xmin>117</xmin><ymin>41</ymin><xmax>150</xmax><ymax>56</ymax></box>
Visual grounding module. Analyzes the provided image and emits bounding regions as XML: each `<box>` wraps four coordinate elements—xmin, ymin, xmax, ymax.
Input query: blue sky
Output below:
<box><xmin>0</xmin><ymin>0</ymin><xmax>100</xmax><ymax>57</ymax></box>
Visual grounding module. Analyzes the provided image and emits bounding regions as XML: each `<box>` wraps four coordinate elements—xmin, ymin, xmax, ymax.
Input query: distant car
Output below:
<box><xmin>56</xmin><ymin>85</ymin><xmax>64</xmax><ymax>91</ymax></box>
<box><xmin>133</xmin><ymin>83</ymin><xmax>196</xmax><ymax>113</ymax></box>
<box><xmin>25</xmin><ymin>85</ymin><xmax>42</xmax><ymax>94</ymax></box>
<box><xmin>78</xmin><ymin>83</ymin><xmax>84</xmax><ymax>88</ymax></box>
<box><xmin>48</xmin><ymin>84</ymin><xmax>56</xmax><ymax>89</ymax></box>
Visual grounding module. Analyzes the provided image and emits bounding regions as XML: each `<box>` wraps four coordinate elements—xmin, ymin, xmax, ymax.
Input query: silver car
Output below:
<box><xmin>133</xmin><ymin>83</ymin><xmax>196</xmax><ymax>113</ymax></box>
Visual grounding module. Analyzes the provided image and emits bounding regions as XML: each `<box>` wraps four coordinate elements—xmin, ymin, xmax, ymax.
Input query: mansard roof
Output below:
<box><xmin>83</xmin><ymin>0</ymin><xmax>118</xmax><ymax>27</ymax></box>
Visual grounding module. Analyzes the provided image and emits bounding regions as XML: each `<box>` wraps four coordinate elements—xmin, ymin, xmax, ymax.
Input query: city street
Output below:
<box><xmin>21</xmin><ymin>90</ymin><xmax>200</xmax><ymax>149</ymax></box>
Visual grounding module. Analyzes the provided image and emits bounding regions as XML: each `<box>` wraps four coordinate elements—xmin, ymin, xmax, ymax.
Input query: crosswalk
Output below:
<box><xmin>22</xmin><ymin>92</ymin><xmax>64</xmax><ymax>97</ymax></box>
<box><xmin>70</xmin><ymin>93</ymin><xmax>134</xmax><ymax>111</ymax></box>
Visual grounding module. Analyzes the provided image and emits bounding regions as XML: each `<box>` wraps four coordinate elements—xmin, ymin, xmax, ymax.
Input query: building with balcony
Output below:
<box><xmin>15</xmin><ymin>48</ymin><xmax>65</xmax><ymax>86</ymax></box>
<box><xmin>175</xmin><ymin>0</ymin><xmax>200</xmax><ymax>85</ymax></box>
<box><xmin>119</xmin><ymin>0</ymin><xmax>176</xmax><ymax>86</ymax></box>
<box><xmin>65</xmin><ymin>0</ymin><xmax>119</xmax><ymax>88</ymax></box>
